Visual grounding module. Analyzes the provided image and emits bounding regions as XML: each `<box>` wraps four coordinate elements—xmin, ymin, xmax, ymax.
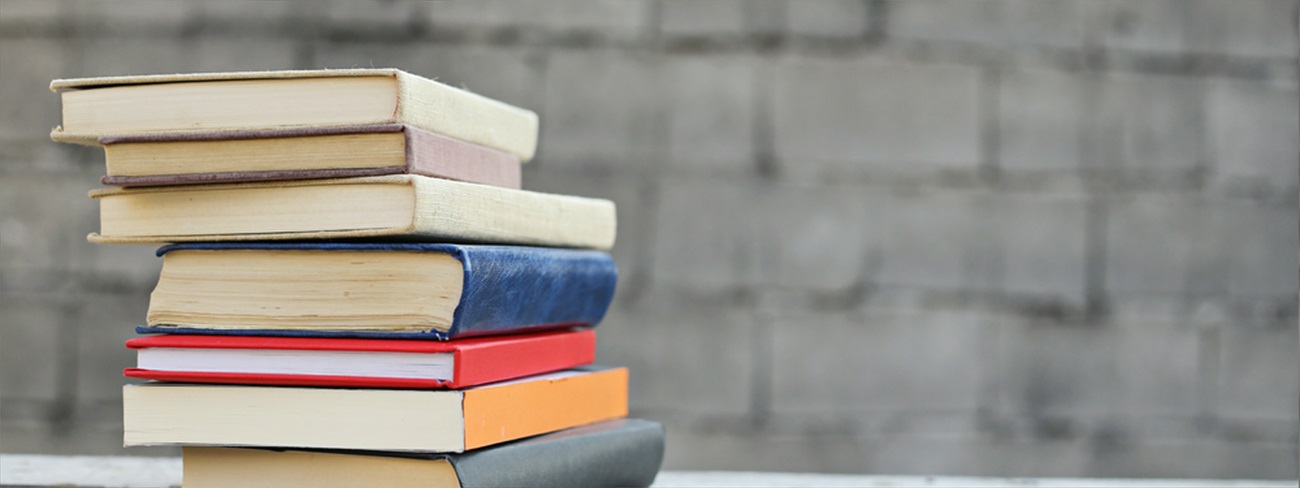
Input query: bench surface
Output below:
<box><xmin>1</xmin><ymin>454</ymin><xmax>1294</xmax><ymax>488</ymax></box>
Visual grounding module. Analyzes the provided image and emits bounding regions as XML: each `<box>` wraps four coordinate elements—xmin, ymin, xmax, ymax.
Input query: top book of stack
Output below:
<box><xmin>51</xmin><ymin>70</ymin><xmax>617</xmax><ymax>250</ymax></box>
<box><xmin>49</xmin><ymin>69</ymin><xmax>539</xmax><ymax>162</ymax></box>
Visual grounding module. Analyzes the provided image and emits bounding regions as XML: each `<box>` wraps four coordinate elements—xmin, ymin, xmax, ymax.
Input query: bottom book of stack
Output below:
<box><xmin>182</xmin><ymin>419</ymin><xmax>665</xmax><ymax>488</ymax></box>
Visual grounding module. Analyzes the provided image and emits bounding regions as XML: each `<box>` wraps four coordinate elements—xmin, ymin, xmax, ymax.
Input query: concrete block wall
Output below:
<box><xmin>1</xmin><ymin>0</ymin><xmax>1296</xmax><ymax>479</ymax></box>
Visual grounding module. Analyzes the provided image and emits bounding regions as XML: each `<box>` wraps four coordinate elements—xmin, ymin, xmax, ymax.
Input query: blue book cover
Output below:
<box><xmin>137</xmin><ymin>242</ymin><xmax>617</xmax><ymax>340</ymax></box>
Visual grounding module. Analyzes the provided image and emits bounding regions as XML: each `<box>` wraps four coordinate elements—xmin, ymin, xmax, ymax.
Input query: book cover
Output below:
<box><xmin>124</xmin><ymin>329</ymin><xmax>596</xmax><ymax>389</ymax></box>
<box><xmin>87</xmin><ymin>174</ymin><xmax>617</xmax><ymax>250</ymax></box>
<box><xmin>51</xmin><ymin>68</ymin><xmax>539</xmax><ymax>161</ymax></box>
<box><xmin>123</xmin><ymin>366</ymin><xmax>629</xmax><ymax>453</ymax></box>
<box><xmin>139</xmin><ymin>242</ymin><xmax>617</xmax><ymax>340</ymax></box>
<box><xmin>101</xmin><ymin>124</ymin><xmax>522</xmax><ymax>189</ymax></box>
<box><xmin>181</xmin><ymin>419</ymin><xmax>665</xmax><ymax>488</ymax></box>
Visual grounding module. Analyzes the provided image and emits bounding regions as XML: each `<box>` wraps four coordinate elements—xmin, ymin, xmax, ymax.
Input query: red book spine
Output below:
<box><xmin>453</xmin><ymin>329</ymin><xmax>597</xmax><ymax>388</ymax></box>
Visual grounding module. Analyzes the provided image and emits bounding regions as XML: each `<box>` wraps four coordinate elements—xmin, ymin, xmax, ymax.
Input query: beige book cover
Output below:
<box><xmin>87</xmin><ymin>175</ymin><xmax>617</xmax><ymax>250</ymax></box>
<box><xmin>50</xmin><ymin>68</ymin><xmax>539</xmax><ymax>161</ymax></box>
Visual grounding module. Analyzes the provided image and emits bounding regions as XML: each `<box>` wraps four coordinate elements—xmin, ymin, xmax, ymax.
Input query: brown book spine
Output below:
<box><xmin>101</xmin><ymin>167</ymin><xmax>408</xmax><ymax>186</ymax></box>
<box><xmin>100</xmin><ymin>125</ymin><xmax>523</xmax><ymax>189</ymax></box>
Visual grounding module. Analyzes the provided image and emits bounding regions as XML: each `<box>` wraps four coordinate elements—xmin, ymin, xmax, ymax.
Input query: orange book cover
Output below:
<box><xmin>123</xmin><ymin>366</ymin><xmax>627</xmax><ymax>453</ymax></box>
<box><xmin>464</xmin><ymin>366</ymin><xmax>627</xmax><ymax>450</ymax></box>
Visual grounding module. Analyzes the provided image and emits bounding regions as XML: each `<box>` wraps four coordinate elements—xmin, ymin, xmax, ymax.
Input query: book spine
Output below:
<box><xmin>447</xmin><ymin>247</ymin><xmax>617</xmax><ymax>338</ymax></box>
<box><xmin>395</xmin><ymin>72</ymin><xmax>539</xmax><ymax>162</ymax></box>
<box><xmin>461</xmin><ymin>367</ymin><xmax>628</xmax><ymax>450</ymax></box>
<box><xmin>408</xmin><ymin>175</ymin><xmax>618</xmax><ymax>251</ymax></box>
<box><xmin>452</xmin><ymin>329</ymin><xmax>596</xmax><ymax>387</ymax></box>
<box><xmin>449</xmin><ymin>419</ymin><xmax>665</xmax><ymax>488</ymax></box>
<box><xmin>405</xmin><ymin>126</ymin><xmax>522</xmax><ymax>189</ymax></box>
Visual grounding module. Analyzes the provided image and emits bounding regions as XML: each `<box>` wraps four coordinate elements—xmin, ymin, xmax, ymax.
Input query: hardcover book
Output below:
<box><xmin>181</xmin><ymin>419</ymin><xmax>665</xmax><ymax>488</ymax></box>
<box><xmin>87</xmin><ymin>174</ymin><xmax>617</xmax><ymax>250</ymax></box>
<box><xmin>51</xmin><ymin>68</ymin><xmax>539</xmax><ymax>161</ymax></box>
<box><xmin>140</xmin><ymin>243</ymin><xmax>617</xmax><ymax>340</ymax></box>
<box><xmin>101</xmin><ymin>124</ymin><xmax>521</xmax><ymax>189</ymax></box>
<box><xmin>124</xmin><ymin>330</ymin><xmax>596</xmax><ymax>389</ymax></box>
<box><xmin>123</xmin><ymin>366</ymin><xmax>628</xmax><ymax>453</ymax></box>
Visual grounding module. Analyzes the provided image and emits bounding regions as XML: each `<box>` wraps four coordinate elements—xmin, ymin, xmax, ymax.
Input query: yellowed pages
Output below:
<box><xmin>58</xmin><ymin>77</ymin><xmax>398</xmax><ymax>139</ymax></box>
<box><xmin>105</xmin><ymin>132</ymin><xmax>408</xmax><ymax>176</ymax></box>
<box><xmin>93</xmin><ymin>180</ymin><xmax>416</xmax><ymax>239</ymax></box>
<box><xmin>147</xmin><ymin>250</ymin><xmax>464</xmax><ymax>332</ymax></box>
<box><xmin>183</xmin><ymin>447</ymin><xmax>460</xmax><ymax>488</ymax></box>
<box><xmin>123</xmin><ymin>384</ymin><xmax>466</xmax><ymax>451</ymax></box>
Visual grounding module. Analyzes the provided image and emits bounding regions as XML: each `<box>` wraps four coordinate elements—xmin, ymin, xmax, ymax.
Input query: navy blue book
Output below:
<box><xmin>139</xmin><ymin>243</ymin><xmax>616</xmax><ymax>340</ymax></box>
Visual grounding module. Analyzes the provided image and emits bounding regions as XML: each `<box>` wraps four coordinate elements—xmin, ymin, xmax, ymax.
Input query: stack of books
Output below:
<box><xmin>51</xmin><ymin>69</ymin><xmax>664</xmax><ymax>488</ymax></box>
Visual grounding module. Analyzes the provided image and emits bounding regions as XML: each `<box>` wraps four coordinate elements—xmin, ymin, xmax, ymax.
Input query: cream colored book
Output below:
<box><xmin>87</xmin><ymin>175</ymin><xmax>617</xmax><ymax>250</ymax></box>
<box><xmin>50</xmin><ymin>69</ymin><xmax>539</xmax><ymax>161</ymax></box>
<box><xmin>123</xmin><ymin>367</ymin><xmax>629</xmax><ymax>452</ymax></box>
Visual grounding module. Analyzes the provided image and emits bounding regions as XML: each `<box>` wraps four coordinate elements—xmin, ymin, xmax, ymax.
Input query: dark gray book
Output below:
<box><xmin>181</xmin><ymin>419</ymin><xmax>665</xmax><ymax>488</ymax></box>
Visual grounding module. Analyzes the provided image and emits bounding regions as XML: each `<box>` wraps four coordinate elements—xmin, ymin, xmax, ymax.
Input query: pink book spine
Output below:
<box><xmin>406</xmin><ymin>125</ymin><xmax>522</xmax><ymax>189</ymax></box>
<box><xmin>100</xmin><ymin>124</ymin><xmax>523</xmax><ymax>189</ymax></box>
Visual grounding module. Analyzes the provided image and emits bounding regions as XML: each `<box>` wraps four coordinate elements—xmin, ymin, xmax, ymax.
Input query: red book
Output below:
<box><xmin>124</xmin><ymin>329</ymin><xmax>595</xmax><ymax>389</ymax></box>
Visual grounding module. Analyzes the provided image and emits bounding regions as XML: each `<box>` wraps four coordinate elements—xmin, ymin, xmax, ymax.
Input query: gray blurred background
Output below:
<box><xmin>1</xmin><ymin>0</ymin><xmax>1297</xmax><ymax>480</ymax></box>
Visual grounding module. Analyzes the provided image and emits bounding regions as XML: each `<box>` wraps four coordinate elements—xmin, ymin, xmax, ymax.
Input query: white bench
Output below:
<box><xmin>2</xmin><ymin>454</ymin><xmax>1294</xmax><ymax>488</ymax></box>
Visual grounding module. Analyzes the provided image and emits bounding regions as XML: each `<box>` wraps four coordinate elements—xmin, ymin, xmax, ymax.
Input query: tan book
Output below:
<box><xmin>184</xmin><ymin>448</ymin><xmax>463</xmax><ymax>488</ymax></box>
<box><xmin>87</xmin><ymin>175</ymin><xmax>617</xmax><ymax>250</ymax></box>
<box><xmin>181</xmin><ymin>420</ymin><xmax>665</xmax><ymax>488</ymax></box>
<box><xmin>100</xmin><ymin>124</ymin><xmax>522</xmax><ymax>189</ymax></box>
<box><xmin>50</xmin><ymin>69</ymin><xmax>539</xmax><ymax>161</ymax></box>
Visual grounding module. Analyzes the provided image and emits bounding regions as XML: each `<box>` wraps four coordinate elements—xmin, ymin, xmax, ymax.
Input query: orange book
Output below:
<box><xmin>123</xmin><ymin>367</ymin><xmax>627</xmax><ymax>453</ymax></box>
